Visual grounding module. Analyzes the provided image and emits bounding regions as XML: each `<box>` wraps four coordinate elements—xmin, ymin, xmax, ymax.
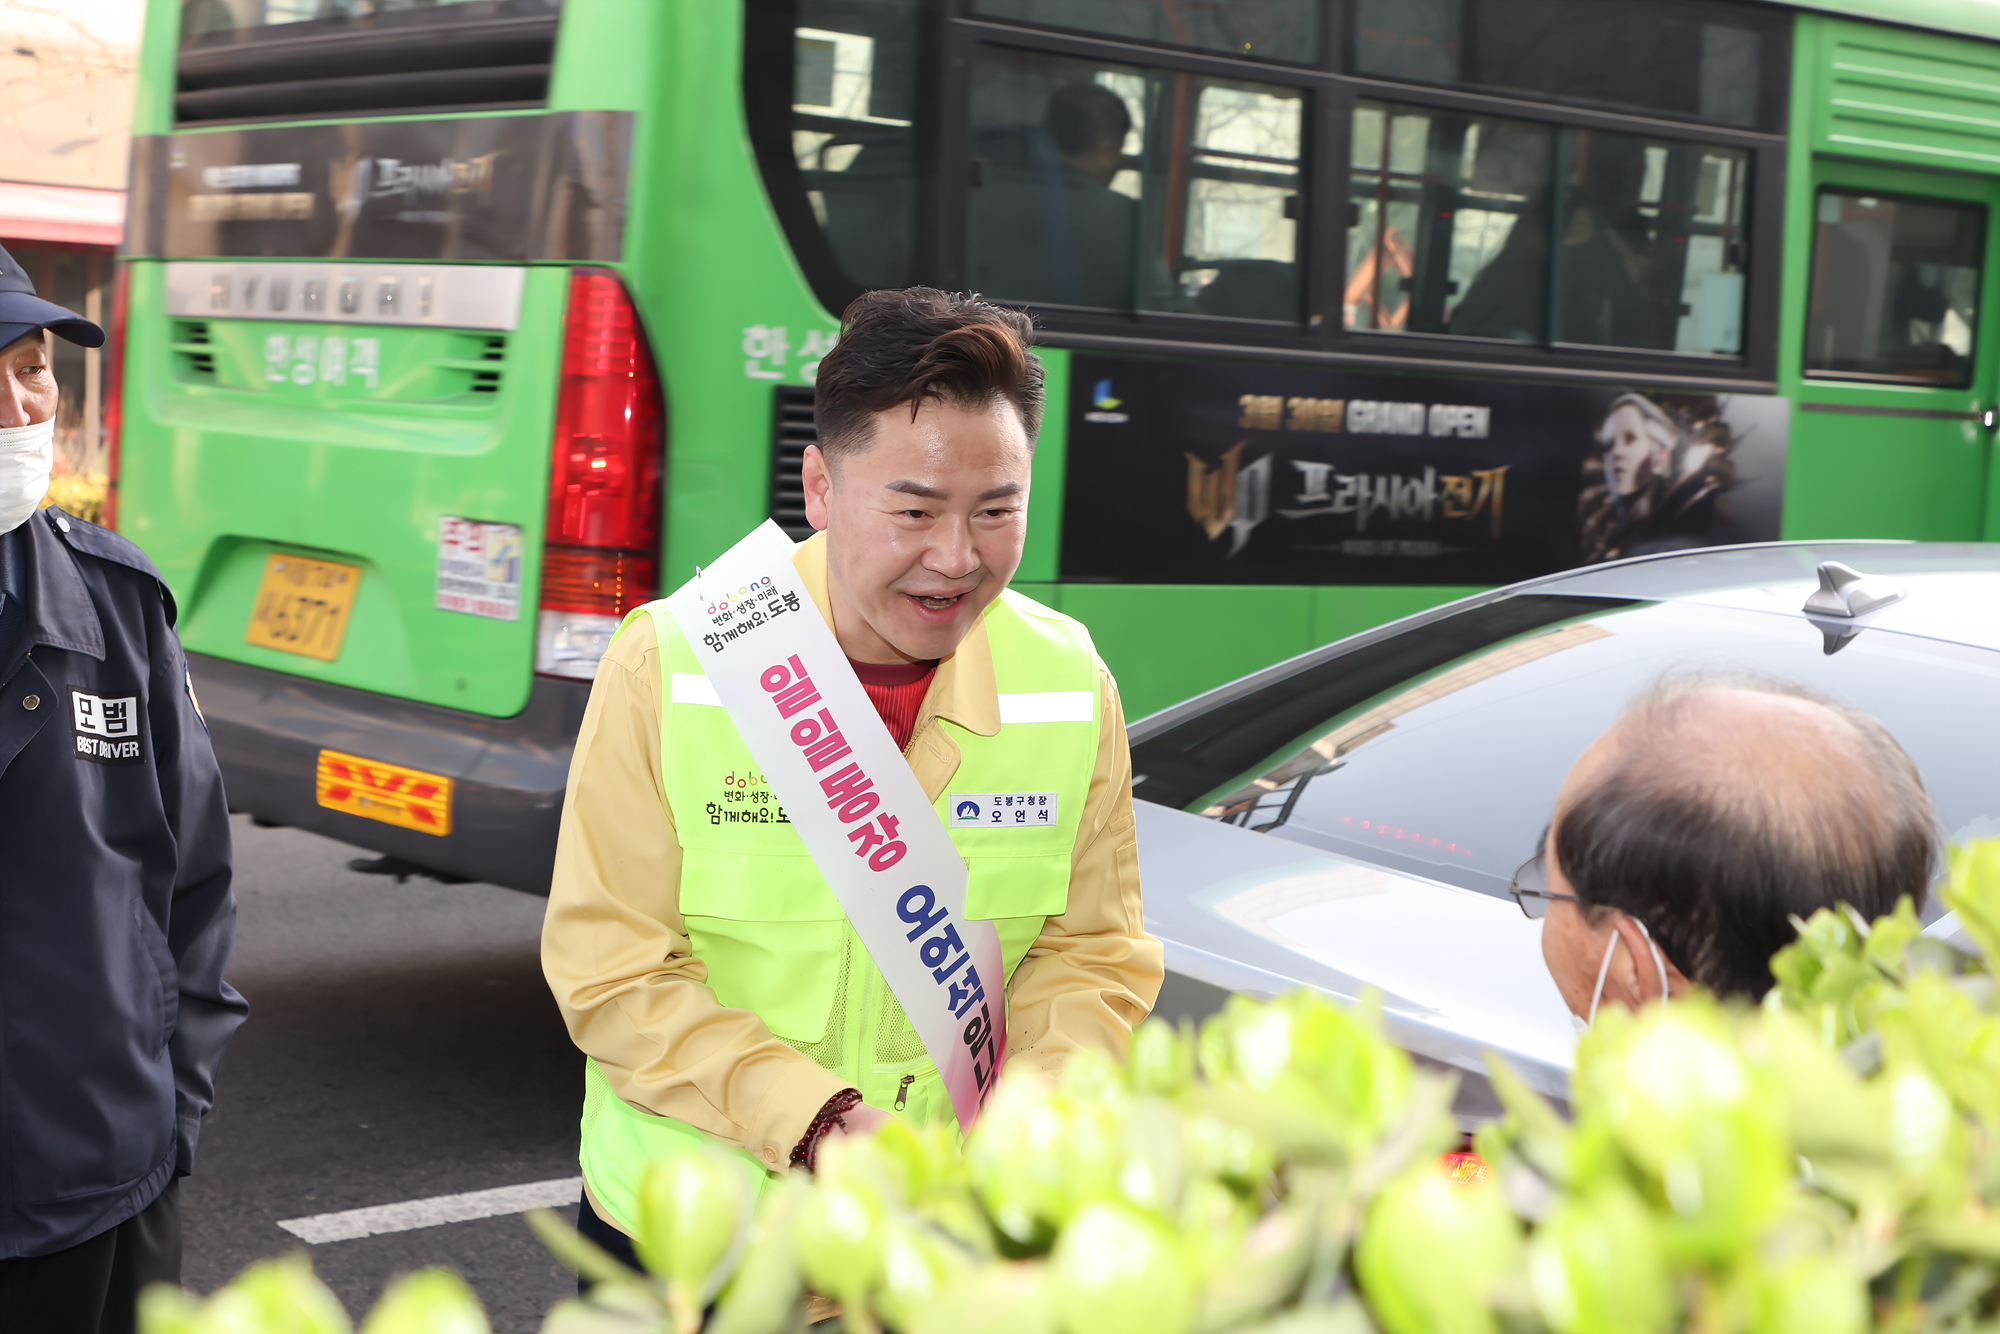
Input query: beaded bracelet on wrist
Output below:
<box><xmin>790</xmin><ymin>1087</ymin><xmax>864</xmax><ymax>1173</ymax></box>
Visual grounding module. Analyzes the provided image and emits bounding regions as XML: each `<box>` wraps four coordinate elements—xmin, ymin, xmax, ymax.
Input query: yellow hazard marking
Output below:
<box><xmin>315</xmin><ymin>748</ymin><xmax>453</xmax><ymax>837</ymax></box>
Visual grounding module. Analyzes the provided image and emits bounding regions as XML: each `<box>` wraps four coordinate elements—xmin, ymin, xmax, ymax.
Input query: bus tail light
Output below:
<box><xmin>101</xmin><ymin>261</ymin><xmax>129</xmax><ymax>530</ymax></box>
<box><xmin>535</xmin><ymin>269</ymin><xmax>665</xmax><ymax>680</ymax></box>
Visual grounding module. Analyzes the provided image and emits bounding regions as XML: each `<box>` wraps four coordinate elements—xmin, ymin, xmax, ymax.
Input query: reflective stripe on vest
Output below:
<box><xmin>578</xmin><ymin>588</ymin><xmax>1101</xmax><ymax>1232</ymax></box>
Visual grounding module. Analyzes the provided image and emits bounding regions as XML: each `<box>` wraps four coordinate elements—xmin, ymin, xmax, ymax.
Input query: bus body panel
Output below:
<box><xmin>1775</xmin><ymin>15</ymin><xmax>2000</xmax><ymax>548</ymax></box>
<box><xmin>120</xmin><ymin>261</ymin><xmax>569</xmax><ymax>718</ymax></box>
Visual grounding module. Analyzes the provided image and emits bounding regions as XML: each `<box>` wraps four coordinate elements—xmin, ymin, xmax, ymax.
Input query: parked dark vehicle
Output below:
<box><xmin>1131</xmin><ymin>541</ymin><xmax>2000</xmax><ymax>1119</ymax></box>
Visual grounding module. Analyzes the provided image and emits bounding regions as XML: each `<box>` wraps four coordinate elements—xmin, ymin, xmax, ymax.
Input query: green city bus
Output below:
<box><xmin>117</xmin><ymin>0</ymin><xmax>2000</xmax><ymax>891</ymax></box>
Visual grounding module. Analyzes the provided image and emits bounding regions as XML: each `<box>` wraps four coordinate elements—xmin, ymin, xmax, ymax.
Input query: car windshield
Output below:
<box><xmin>1130</xmin><ymin>594</ymin><xmax>2000</xmax><ymax>906</ymax></box>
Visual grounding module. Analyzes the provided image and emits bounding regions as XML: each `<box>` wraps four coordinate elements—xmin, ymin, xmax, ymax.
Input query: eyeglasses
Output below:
<box><xmin>1508</xmin><ymin>849</ymin><xmax>1580</xmax><ymax>920</ymax></box>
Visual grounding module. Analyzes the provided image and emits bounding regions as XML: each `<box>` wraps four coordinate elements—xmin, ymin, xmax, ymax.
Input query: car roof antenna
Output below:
<box><xmin>1802</xmin><ymin>560</ymin><xmax>1905</xmax><ymax>619</ymax></box>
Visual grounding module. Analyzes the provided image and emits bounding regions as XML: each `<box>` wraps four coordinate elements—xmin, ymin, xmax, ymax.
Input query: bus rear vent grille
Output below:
<box><xmin>769</xmin><ymin>385</ymin><xmax>817</xmax><ymax>542</ymax></box>
<box><xmin>471</xmin><ymin>336</ymin><xmax>505</xmax><ymax>393</ymax></box>
<box><xmin>174</xmin><ymin>10</ymin><xmax>558</xmax><ymax>126</ymax></box>
<box><xmin>174</xmin><ymin>321</ymin><xmax>216</xmax><ymax>378</ymax></box>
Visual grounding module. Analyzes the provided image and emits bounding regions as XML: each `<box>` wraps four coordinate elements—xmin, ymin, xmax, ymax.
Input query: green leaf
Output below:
<box><xmin>963</xmin><ymin>1072</ymin><xmax>1068</xmax><ymax>1246</ymax></box>
<box><xmin>1188</xmin><ymin>1197</ymin><xmax>1313</xmax><ymax>1334</ymax></box>
<box><xmin>358</xmin><ymin>1270</ymin><xmax>489</xmax><ymax>1334</ymax></box>
<box><xmin>137</xmin><ymin>1284</ymin><xmax>204</xmax><ymax>1334</ymax></box>
<box><xmin>1181</xmin><ymin>1109</ymin><xmax>1276</xmax><ymax>1196</ymax></box>
<box><xmin>1049</xmin><ymin>1201</ymin><xmax>1195</xmax><ymax>1334</ymax></box>
<box><xmin>793</xmin><ymin>1174</ymin><xmax>889</xmax><ymax>1313</ymax></box>
<box><xmin>1526</xmin><ymin>1183</ymin><xmax>1674</xmax><ymax>1334</ymax></box>
<box><xmin>1129</xmin><ymin>1018</ymin><xmax>1197</xmax><ymax>1097</ymax></box>
<box><xmin>1198</xmin><ymin>992</ymin><xmax>1414</xmax><ymax>1148</ymax></box>
<box><xmin>908</xmin><ymin>1260</ymin><xmax>1057</xmax><ymax>1334</ymax></box>
<box><xmin>634</xmin><ymin>1150</ymin><xmax>759</xmax><ymax>1307</ymax></box>
<box><xmin>1749</xmin><ymin>1251</ymin><xmax>1868</xmax><ymax>1334</ymax></box>
<box><xmin>709</xmin><ymin>1175</ymin><xmax>810</xmax><ymax>1334</ymax></box>
<box><xmin>525</xmin><ymin>1209</ymin><xmax>653</xmax><ymax>1293</ymax></box>
<box><xmin>1354</xmin><ymin>1163</ymin><xmax>1522</xmax><ymax>1334</ymax></box>
<box><xmin>1880</xmin><ymin>969</ymin><xmax>2000</xmax><ymax>1123</ymax></box>
<box><xmin>194</xmin><ymin>1253</ymin><xmax>354</xmax><ymax>1334</ymax></box>
<box><xmin>1946</xmin><ymin>840</ymin><xmax>2000</xmax><ymax>968</ymax></box>
<box><xmin>873</xmin><ymin>1217</ymin><xmax>974</xmax><ymax>1334</ymax></box>
<box><xmin>1573</xmin><ymin>1000</ymin><xmax>1794</xmax><ymax>1260</ymax></box>
<box><xmin>1226</xmin><ymin>1298</ymin><xmax>1379</xmax><ymax>1334</ymax></box>
<box><xmin>538</xmin><ymin>1284</ymin><xmax>671</xmax><ymax>1334</ymax></box>
<box><xmin>1745</xmin><ymin>1012</ymin><xmax>1888</xmax><ymax>1170</ymax></box>
<box><xmin>1863</xmin><ymin>896</ymin><xmax>1924</xmax><ymax>980</ymax></box>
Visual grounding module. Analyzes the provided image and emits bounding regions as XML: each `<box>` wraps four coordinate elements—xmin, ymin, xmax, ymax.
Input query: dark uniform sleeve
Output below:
<box><xmin>148</xmin><ymin>595</ymin><xmax>248</xmax><ymax>1176</ymax></box>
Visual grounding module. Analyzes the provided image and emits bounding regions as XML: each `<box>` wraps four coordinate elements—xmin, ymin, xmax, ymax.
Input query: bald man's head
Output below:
<box><xmin>1550</xmin><ymin>672</ymin><xmax>1936</xmax><ymax>998</ymax></box>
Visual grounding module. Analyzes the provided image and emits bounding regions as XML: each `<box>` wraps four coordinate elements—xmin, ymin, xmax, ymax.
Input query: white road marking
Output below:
<box><xmin>276</xmin><ymin>1176</ymin><xmax>582</xmax><ymax>1244</ymax></box>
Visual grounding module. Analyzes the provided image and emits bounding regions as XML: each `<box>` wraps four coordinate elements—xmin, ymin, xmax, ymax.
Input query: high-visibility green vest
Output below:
<box><xmin>580</xmin><ymin>587</ymin><xmax>1102</xmax><ymax>1232</ymax></box>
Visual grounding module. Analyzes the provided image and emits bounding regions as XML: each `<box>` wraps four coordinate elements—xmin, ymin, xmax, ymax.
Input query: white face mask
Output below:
<box><xmin>1578</xmin><ymin>915</ymin><xmax>1671</xmax><ymax>1031</ymax></box>
<box><xmin>0</xmin><ymin>415</ymin><xmax>53</xmax><ymax>534</ymax></box>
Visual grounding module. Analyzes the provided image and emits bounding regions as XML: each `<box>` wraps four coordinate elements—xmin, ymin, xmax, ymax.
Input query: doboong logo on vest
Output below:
<box><xmin>71</xmin><ymin>688</ymin><xmax>145</xmax><ymax>765</ymax></box>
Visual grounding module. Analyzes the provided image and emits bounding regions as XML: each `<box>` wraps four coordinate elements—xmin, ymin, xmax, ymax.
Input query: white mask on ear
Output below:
<box><xmin>1631</xmin><ymin>917</ymin><xmax>1670</xmax><ymax>1006</ymax></box>
<box><xmin>0</xmin><ymin>415</ymin><xmax>53</xmax><ymax>534</ymax></box>
<box><xmin>1582</xmin><ymin>916</ymin><xmax>1672</xmax><ymax>1029</ymax></box>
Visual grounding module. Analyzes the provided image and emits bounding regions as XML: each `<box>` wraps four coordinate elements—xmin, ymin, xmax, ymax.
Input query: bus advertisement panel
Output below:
<box><xmin>1061</xmin><ymin>355</ymin><xmax>1789</xmax><ymax>587</ymax></box>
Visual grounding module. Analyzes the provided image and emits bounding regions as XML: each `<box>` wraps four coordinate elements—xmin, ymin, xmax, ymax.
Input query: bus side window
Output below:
<box><xmin>967</xmin><ymin>46</ymin><xmax>1305</xmax><ymax>324</ymax></box>
<box><xmin>1805</xmin><ymin>191</ymin><xmax>1985</xmax><ymax>388</ymax></box>
<box><xmin>1347</xmin><ymin>101</ymin><xmax>1751</xmax><ymax>357</ymax></box>
<box><xmin>789</xmin><ymin>1</ymin><xmax>922</xmax><ymax>292</ymax></box>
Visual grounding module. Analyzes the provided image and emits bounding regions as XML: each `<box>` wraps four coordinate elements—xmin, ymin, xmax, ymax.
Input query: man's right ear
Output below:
<box><xmin>801</xmin><ymin>444</ymin><xmax>833</xmax><ymax>533</ymax></box>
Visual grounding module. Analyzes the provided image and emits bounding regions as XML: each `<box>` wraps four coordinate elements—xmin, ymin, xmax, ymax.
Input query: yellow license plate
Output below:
<box><xmin>245</xmin><ymin>553</ymin><xmax>361</xmax><ymax>661</ymax></box>
<box><xmin>315</xmin><ymin>749</ymin><xmax>453</xmax><ymax>837</ymax></box>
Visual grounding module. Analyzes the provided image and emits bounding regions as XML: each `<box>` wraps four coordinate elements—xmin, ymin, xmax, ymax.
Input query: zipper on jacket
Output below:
<box><xmin>895</xmin><ymin>1074</ymin><xmax>914</xmax><ymax>1111</ymax></box>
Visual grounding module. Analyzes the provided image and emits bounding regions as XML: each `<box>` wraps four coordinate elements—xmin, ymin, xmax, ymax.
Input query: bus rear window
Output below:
<box><xmin>176</xmin><ymin>0</ymin><xmax>561</xmax><ymax>125</ymax></box>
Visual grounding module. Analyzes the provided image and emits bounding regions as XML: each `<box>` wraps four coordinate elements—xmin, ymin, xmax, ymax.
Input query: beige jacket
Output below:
<box><xmin>541</xmin><ymin>534</ymin><xmax>1163</xmax><ymax>1173</ymax></box>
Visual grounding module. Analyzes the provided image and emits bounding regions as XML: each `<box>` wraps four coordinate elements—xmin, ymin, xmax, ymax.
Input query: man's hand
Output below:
<box><xmin>829</xmin><ymin>1102</ymin><xmax>891</xmax><ymax>1139</ymax></box>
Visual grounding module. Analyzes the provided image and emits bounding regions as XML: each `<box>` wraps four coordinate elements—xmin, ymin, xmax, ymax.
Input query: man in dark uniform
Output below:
<box><xmin>0</xmin><ymin>246</ymin><xmax>246</xmax><ymax>1332</ymax></box>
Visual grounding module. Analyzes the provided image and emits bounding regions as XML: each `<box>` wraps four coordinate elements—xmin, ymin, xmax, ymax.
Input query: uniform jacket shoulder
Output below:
<box><xmin>45</xmin><ymin>508</ymin><xmax>162</xmax><ymax>580</ymax></box>
<box><xmin>38</xmin><ymin>508</ymin><xmax>179</xmax><ymax>626</ymax></box>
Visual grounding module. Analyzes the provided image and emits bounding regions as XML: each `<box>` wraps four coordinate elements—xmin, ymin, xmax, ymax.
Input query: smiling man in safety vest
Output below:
<box><xmin>542</xmin><ymin>286</ymin><xmax>1162</xmax><ymax>1265</ymax></box>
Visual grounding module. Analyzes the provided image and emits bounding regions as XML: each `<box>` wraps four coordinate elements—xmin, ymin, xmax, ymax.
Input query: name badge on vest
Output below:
<box><xmin>949</xmin><ymin>793</ymin><xmax>1058</xmax><ymax>828</ymax></box>
<box><xmin>666</xmin><ymin>521</ymin><xmax>1008</xmax><ymax>1129</ymax></box>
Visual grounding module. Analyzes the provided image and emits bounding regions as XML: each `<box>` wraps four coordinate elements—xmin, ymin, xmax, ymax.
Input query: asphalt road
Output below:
<box><xmin>181</xmin><ymin>814</ymin><xmax>1232</xmax><ymax>1331</ymax></box>
<box><xmin>181</xmin><ymin>815</ymin><xmax>582</xmax><ymax>1330</ymax></box>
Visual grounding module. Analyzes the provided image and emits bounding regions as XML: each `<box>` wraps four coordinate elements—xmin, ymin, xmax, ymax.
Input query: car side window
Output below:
<box><xmin>1137</xmin><ymin>596</ymin><xmax>2000</xmax><ymax>906</ymax></box>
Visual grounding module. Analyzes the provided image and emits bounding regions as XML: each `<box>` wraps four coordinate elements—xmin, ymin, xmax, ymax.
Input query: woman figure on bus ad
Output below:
<box><xmin>1579</xmin><ymin>392</ymin><xmax>1740</xmax><ymax>565</ymax></box>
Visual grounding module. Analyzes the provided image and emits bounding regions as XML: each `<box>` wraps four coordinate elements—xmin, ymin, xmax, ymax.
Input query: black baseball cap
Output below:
<box><xmin>0</xmin><ymin>242</ymin><xmax>105</xmax><ymax>351</ymax></box>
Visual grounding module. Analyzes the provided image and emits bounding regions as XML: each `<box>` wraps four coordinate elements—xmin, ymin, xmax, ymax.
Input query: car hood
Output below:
<box><xmin>1137</xmin><ymin>798</ymin><xmax>1579</xmax><ymax>1110</ymax></box>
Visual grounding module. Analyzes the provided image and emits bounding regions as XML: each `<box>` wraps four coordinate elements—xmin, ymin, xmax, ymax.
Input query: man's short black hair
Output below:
<box><xmin>812</xmin><ymin>287</ymin><xmax>1042</xmax><ymax>461</ymax></box>
<box><xmin>1554</xmin><ymin>671</ymin><xmax>1938</xmax><ymax>999</ymax></box>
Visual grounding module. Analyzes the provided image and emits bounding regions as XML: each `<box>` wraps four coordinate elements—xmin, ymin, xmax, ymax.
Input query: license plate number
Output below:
<box><xmin>245</xmin><ymin>554</ymin><xmax>361</xmax><ymax>661</ymax></box>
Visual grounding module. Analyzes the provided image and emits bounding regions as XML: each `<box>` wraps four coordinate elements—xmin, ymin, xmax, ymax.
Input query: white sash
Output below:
<box><xmin>665</xmin><ymin>521</ymin><xmax>1006</xmax><ymax>1128</ymax></box>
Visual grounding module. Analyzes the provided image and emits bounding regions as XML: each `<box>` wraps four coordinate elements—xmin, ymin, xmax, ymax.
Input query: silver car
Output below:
<box><xmin>1132</xmin><ymin>542</ymin><xmax>2000</xmax><ymax>1120</ymax></box>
